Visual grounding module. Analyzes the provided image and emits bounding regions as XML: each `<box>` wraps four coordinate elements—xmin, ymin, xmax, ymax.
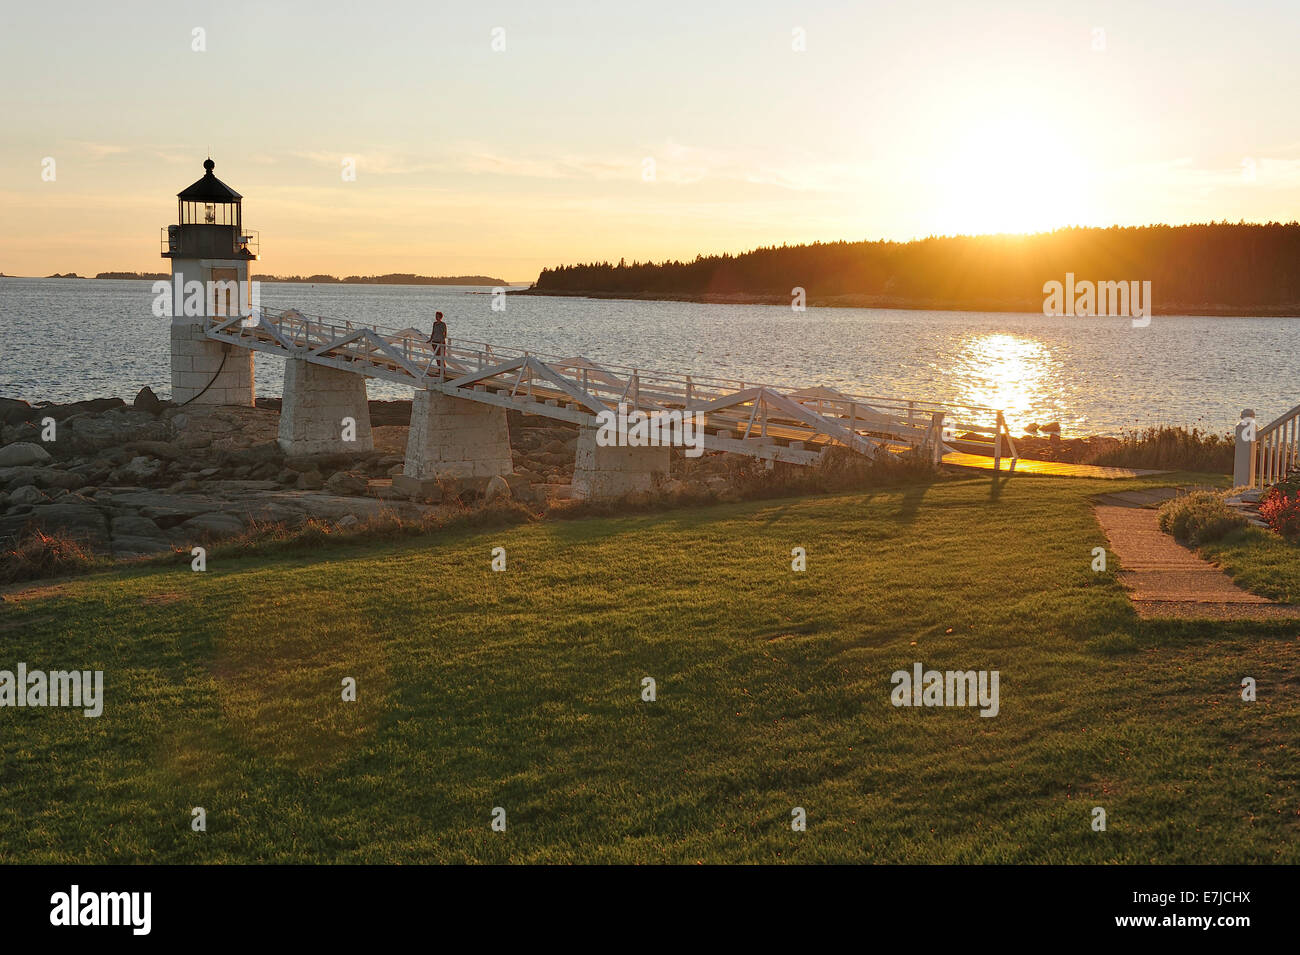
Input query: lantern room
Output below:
<box><xmin>162</xmin><ymin>158</ymin><xmax>258</xmax><ymax>259</ymax></box>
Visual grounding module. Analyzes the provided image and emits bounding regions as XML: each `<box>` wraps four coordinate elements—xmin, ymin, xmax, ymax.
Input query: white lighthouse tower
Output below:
<box><xmin>162</xmin><ymin>158</ymin><xmax>257</xmax><ymax>406</ymax></box>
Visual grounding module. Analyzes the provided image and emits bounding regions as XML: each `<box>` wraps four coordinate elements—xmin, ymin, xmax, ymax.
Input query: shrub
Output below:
<box><xmin>1267</xmin><ymin>467</ymin><xmax>1300</xmax><ymax>499</ymax></box>
<box><xmin>1156</xmin><ymin>491</ymin><xmax>1247</xmax><ymax>545</ymax></box>
<box><xmin>1259</xmin><ymin>488</ymin><xmax>1300</xmax><ymax>539</ymax></box>
<box><xmin>1086</xmin><ymin>426</ymin><xmax>1234</xmax><ymax>474</ymax></box>
<box><xmin>0</xmin><ymin>528</ymin><xmax>99</xmax><ymax>584</ymax></box>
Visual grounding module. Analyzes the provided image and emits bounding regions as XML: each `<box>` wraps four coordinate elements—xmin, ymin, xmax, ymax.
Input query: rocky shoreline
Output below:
<box><xmin>0</xmin><ymin>391</ymin><xmax>745</xmax><ymax>561</ymax></box>
<box><xmin>0</xmin><ymin>388</ymin><xmax>1146</xmax><ymax>565</ymax></box>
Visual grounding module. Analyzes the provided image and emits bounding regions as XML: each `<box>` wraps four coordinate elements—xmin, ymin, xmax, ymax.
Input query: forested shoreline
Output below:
<box><xmin>527</xmin><ymin>223</ymin><xmax>1300</xmax><ymax>315</ymax></box>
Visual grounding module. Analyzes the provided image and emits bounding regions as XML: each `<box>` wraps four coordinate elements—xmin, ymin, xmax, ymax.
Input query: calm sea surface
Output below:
<box><xmin>1</xmin><ymin>277</ymin><xmax>1294</xmax><ymax>436</ymax></box>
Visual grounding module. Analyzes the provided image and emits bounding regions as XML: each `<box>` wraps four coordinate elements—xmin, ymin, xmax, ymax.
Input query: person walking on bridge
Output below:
<box><xmin>428</xmin><ymin>311</ymin><xmax>448</xmax><ymax>376</ymax></box>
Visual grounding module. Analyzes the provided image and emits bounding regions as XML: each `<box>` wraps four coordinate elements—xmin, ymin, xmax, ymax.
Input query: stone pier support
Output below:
<box><xmin>571</xmin><ymin>425</ymin><xmax>670</xmax><ymax>499</ymax></box>
<box><xmin>277</xmin><ymin>358</ymin><xmax>373</xmax><ymax>455</ymax></box>
<box><xmin>170</xmin><ymin>320</ymin><xmax>254</xmax><ymax>406</ymax></box>
<box><xmin>402</xmin><ymin>390</ymin><xmax>513</xmax><ymax>482</ymax></box>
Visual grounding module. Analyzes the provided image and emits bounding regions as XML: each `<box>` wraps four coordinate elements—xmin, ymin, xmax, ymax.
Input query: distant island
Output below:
<box><xmin>522</xmin><ymin>222</ymin><xmax>1300</xmax><ymax>316</ymax></box>
<box><xmin>254</xmin><ymin>273</ymin><xmax>509</xmax><ymax>286</ymax></box>
<box><xmin>6</xmin><ymin>271</ymin><xmax>508</xmax><ymax>286</ymax></box>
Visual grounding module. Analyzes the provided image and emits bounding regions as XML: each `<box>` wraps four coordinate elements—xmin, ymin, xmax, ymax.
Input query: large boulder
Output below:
<box><xmin>68</xmin><ymin>460</ymin><xmax>113</xmax><ymax>485</ymax></box>
<box><xmin>107</xmin><ymin>490</ymin><xmax>217</xmax><ymax>528</ymax></box>
<box><xmin>392</xmin><ymin>474</ymin><xmax>442</xmax><ymax>503</ymax></box>
<box><xmin>60</xmin><ymin>408</ymin><xmax>169</xmax><ymax>454</ymax></box>
<box><xmin>111</xmin><ymin>536</ymin><xmax>175</xmax><ymax>558</ymax></box>
<box><xmin>176</xmin><ymin>434</ymin><xmax>213</xmax><ymax>451</ymax></box>
<box><xmin>38</xmin><ymin>469</ymin><xmax>87</xmax><ymax>490</ymax></box>
<box><xmin>219</xmin><ymin>442</ymin><xmax>284</xmax><ymax>467</ymax></box>
<box><xmin>179</xmin><ymin>511</ymin><xmax>247</xmax><ymax>538</ymax></box>
<box><xmin>0</xmin><ymin>502</ymin><xmax>110</xmax><ymax>548</ymax></box>
<box><xmin>122</xmin><ymin>440</ymin><xmax>187</xmax><ymax>462</ymax></box>
<box><xmin>110</xmin><ymin>511</ymin><xmax>175</xmax><ymax>557</ymax></box>
<box><xmin>324</xmin><ymin>470</ymin><xmax>369</xmax><ymax>495</ymax></box>
<box><xmin>113</xmin><ymin>456</ymin><xmax>165</xmax><ymax>484</ymax></box>
<box><xmin>0</xmin><ymin>467</ymin><xmax>85</xmax><ymax>491</ymax></box>
<box><xmin>132</xmin><ymin>386</ymin><xmax>163</xmax><ymax>415</ymax></box>
<box><xmin>0</xmin><ymin>442</ymin><xmax>52</xmax><ymax>467</ymax></box>
<box><xmin>39</xmin><ymin>398</ymin><xmax>125</xmax><ymax>421</ymax></box>
<box><xmin>0</xmin><ymin>467</ymin><xmax>39</xmax><ymax>490</ymax></box>
<box><xmin>0</xmin><ymin>398</ymin><xmax>34</xmax><ymax>426</ymax></box>
<box><xmin>110</xmin><ymin>514</ymin><xmax>167</xmax><ymax>538</ymax></box>
<box><xmin>9</xmin><ymin>485</ymin><xmax>48</xmax><ymax>506</ymax></box>
<box><xmin>296</xmin><ymin>469</ymin><xmax>324</xmax><ymax>490</ymax></box>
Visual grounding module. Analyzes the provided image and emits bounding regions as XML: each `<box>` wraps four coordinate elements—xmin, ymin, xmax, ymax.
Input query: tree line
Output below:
<box><xmin>532</xmin><ymin>223</ymin><xmax>1300</xmax><ymax>311</ymax></box>
<box><xmin>253</xmin><ymin>273</ymin><xmax>507</xmax><ymax>286</ymax></box>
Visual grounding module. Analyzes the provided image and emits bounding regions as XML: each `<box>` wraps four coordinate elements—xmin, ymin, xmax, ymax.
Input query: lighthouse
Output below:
<box><xmin>161</xmin><ymin>158</ymin><xmax>257</xmax><ymax>406</ymax></box>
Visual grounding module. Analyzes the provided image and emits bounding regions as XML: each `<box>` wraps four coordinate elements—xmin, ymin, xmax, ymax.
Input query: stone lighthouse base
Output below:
<box><xmin>170</xmin><ymin>321</ymin><xmax>254</xmax><ymax>406</ymax></box>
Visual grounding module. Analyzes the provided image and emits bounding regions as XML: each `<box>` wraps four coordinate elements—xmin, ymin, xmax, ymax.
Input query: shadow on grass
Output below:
<box><xmin>849</xmin><ymin>479</ymin><xmax>942</xmax><ymax>527</ymax></box>
<box><xmin>988</xmin><ymin>471</ymin><xmax>1013</xmax><ymax>503</ymax></box>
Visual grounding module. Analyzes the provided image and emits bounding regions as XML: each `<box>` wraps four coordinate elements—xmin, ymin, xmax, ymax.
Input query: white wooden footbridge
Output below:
<box><xmin>195</xmin><ymin>305</ymin><xmax>1019</xmax><ymax>497</ymax></box>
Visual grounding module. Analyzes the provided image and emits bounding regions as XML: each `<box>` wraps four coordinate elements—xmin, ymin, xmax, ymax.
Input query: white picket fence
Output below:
<box><xmin>1246</xmin><ymin>403</ymin><xmax>1300</xmax><ymax>488</ymax></box>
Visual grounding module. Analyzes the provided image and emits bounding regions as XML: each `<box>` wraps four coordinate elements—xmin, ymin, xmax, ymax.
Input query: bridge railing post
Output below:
<box><xmin>929</xmin><ymin>411</ymin><xmax>945</xmax><ymax>465</ymax></box>
<box><xmin>994</xmin><ymin>411</ymin><xmax>1004</xmax><ymax>472</ymax></box>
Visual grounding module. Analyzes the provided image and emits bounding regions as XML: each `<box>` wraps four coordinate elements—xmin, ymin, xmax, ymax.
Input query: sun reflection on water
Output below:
<box><xmin>950</xmin><ymin>333</ymin><xmax>1055</xmax><ymax>429</ymax></box>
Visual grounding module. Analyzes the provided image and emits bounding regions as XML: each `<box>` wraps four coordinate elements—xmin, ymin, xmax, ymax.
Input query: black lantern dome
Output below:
<box><xmin>163</xmin><ymin>158</ymin><xmax>257</xmax><ymax>259</ymax></box>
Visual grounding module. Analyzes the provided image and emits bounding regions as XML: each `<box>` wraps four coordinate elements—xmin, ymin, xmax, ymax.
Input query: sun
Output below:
<box><xmin>931</xmin><ymin>113</ymin><xmax>1093</xmax><ymax>235</ymax></box>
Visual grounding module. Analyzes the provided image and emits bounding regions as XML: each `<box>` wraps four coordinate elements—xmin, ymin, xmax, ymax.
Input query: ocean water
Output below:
<box><xmin>1</xmin><ymin>277</ymin><xmax>1294</xmax><ymax>436</ymax></box>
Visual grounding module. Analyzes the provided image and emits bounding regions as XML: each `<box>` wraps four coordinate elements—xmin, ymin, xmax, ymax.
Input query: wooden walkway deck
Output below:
<box><xmin>942</xmin><ymin>452</ymin><xmax>1166</xmax><ymax>479</ymax></box>
<box><xmin>209</xmin><ymin>306</ymin><xmax>1019</xmax><ymax>469</ymax></box>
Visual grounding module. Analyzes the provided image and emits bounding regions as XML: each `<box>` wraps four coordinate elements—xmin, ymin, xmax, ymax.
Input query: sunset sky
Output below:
<box><xmin>2</xmin><ymin>0</ymin><xmax>1298</xmax><ymax>281</ymax></box>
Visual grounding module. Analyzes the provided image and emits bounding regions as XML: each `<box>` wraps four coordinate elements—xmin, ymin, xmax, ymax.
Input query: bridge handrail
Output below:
<box><xmin>223</xmin><ymin>305</ymin><xmax>1015</xmax><ymax>464</ymax></box>
<box><xmin>247</xmin><ymin>305</ymin><xmax>1002</xmax><ymax>420</ymax></box>
<box><xmin>1253</xmin><ymin>403</ymin><xmax>1300</xmax><ymax>487</ymax></box>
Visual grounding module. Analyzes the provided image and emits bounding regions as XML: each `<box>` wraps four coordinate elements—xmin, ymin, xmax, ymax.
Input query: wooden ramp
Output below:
<box><xmin>942</xmin><ymin>452</ymin><xmax>1166</xmax><ymax>479</ymax></box>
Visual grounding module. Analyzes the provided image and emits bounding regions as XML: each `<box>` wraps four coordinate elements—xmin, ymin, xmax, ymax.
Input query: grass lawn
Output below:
<box><xmin>1204</xmin><ymin>526</ymin><xmax>1300</xmax><ymax>605</ymax></box>
<box><xmin>1</xmin><ymin>472</ymin><xmax>1296</xmax><ymax>864</ymax></box>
